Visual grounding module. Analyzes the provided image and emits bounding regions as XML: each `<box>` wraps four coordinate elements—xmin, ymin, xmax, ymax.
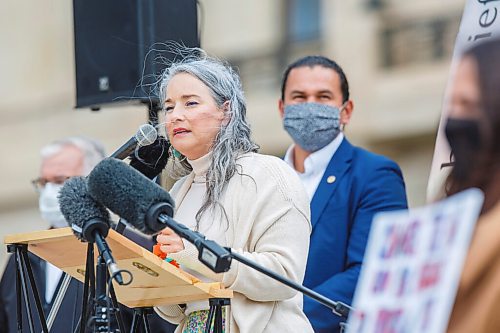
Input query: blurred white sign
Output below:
<box><xmin>346</xmin><ymin>189</ymin><xmax>484</xmax><ymax>333</ymax></box>
<box><xmin>427</xmin><ymin>0</ymin><xmax>500</xmax><ymax>202</ymax></box>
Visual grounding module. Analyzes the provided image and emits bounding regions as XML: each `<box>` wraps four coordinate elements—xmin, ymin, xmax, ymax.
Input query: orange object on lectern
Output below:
<box><xmin>153</xmin><ymin>243</ymin><xmax>167</xmax><ymax>259</ymax></box>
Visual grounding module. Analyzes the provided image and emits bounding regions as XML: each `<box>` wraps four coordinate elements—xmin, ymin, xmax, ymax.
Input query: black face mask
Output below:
<box><xmin>445</xmin><ymin>117</ymin><xmax>482</xmax><ymax>180</ymax></box>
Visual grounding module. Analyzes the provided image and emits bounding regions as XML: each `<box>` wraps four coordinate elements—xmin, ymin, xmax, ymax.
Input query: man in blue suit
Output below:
<box><xmin>278</xmin><ymin>56</ymin><xmax>408</xmax><ymax>332</ymax></box>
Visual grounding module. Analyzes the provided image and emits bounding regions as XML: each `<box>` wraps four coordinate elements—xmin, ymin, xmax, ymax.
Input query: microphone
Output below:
<box><xmin>111</xmin><ymin>123</ymin><xmax>158</xmax><ymax>160</ymax></box>
<box><xmin>87</xmin><ymin>158</ymin><xmax>232</xmax><ymax>273</ymax></box>
<box><xmin>58</xmin><ymin>177</ymin><xmax>124</xmax><ymax>284</ymax></box>
<box><xmin>128</xmin><ymin>135</ymin><xmax>170</xmax><ymax>179</ymax></box>
<box><xmin>114</xmin><ymin>126</ymin><xmax>164</xmax><ymax>234</ymax></box>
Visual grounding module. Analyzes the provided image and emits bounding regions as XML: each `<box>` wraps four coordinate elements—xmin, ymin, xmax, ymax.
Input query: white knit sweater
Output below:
<box><xmin>155</xmin><ymin>152</ymin><xmax>313</xmax><ymax>332</ymax></box>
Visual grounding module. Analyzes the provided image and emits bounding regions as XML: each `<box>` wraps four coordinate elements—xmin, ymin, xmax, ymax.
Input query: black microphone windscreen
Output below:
<box><xmin>87</xmin><ymin>158</ymin><xmax>175</xmax><ymax>235</ymax></box>
<box><xmin>58</xmin><ymin>177</ymin><xmax>110</xmax><ymax>241</ymax></box>
<box><xmin>129</xmin><ymin>135</ymin><xmax>170</xmax><ymax>179</ymax></box>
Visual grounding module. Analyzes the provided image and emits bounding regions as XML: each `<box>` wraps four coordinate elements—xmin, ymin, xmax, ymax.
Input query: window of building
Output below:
<box><xmin>288</xmin><ymin>0</ymin><xmax>321</xmax><ymax>42</ymax></box>
<box><xmin>380</xmin><ymin>15</ymin><xmax>460</xmax><ymax>68</ymax></box>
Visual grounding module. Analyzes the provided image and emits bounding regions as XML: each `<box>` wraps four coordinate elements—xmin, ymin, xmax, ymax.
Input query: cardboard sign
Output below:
<box><xmin>427</xmin><ymin>0</ymin><xmax>500</xmax><ymax>202</ymax></box>
<box><xmin>346</xmin><ymin>189</ymin><xmax>484</xmax><ymax>333</ymax></box>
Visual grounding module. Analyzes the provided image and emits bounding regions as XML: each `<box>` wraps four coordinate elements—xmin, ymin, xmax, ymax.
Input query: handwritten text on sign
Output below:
<box><xmin>347</xmin><ymin>189</ymin><xmax>483</xmax><ymax>333</ymax></box>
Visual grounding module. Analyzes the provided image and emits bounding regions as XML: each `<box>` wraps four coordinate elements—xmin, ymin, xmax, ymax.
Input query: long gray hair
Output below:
<box><xmin>159</xmin><ymin>48</ymin><xmax>259</xmax><ymax>226</ymax></box>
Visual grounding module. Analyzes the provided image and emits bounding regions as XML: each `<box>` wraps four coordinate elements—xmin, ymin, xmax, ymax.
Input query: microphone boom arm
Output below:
<box><xmin>148</xmin><ymin>203</ymin><xmax>352</xmax><ymax>319</ymax></box>
<box><xmin>228</xmin><ymin>249</ymin><xmax>352</xmax><ymax>318</ymax></box>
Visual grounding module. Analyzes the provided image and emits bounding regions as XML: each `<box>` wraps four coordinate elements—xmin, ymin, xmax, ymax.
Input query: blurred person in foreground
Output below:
<box><xmin>445</xmin><ymin>39</ymin><xmax>500</xmax><ymax>333</ymax></box>
<box><xmin>0</xmin><ymin>136</ymin><xmax>175</xmax><ymax>332</ymax></box>
<box><xmin>278</xmin><ymin>56</ymin><xmax>408</xmax><ymax>332</ymax></box>
<box><xmin>153</xmin><ymin>48</ymin><xmax>313</xmax><ymax>332</ymax></box>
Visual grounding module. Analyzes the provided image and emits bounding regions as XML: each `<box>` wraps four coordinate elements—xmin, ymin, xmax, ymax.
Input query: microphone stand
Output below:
<box><xmin>227</xmin><ymin>250</ymin><xmax>352</xmax><ymax>318</ymax></box>
<box><xmin>79</xmin><ymin>243</ymin><xmax>126</xmax><ymax>333</ymax></box>
<box><xmin>6</xmin><ymin>243</ymin><xmax>49</xmax><ymax>333</ymax></box>
<box><xmin>150</xmin><ymin>206</ymin><xmax>353</xmax><ymax>321</ymax></box>
<box><xmin>45</xmin><ymin>229</ymin><xmax>124</xmax><ymax>333</ymax></box>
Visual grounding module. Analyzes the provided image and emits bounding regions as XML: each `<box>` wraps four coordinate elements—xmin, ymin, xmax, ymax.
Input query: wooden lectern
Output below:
<box><xmin>4</xmin><ymin>227</ymin><xmax>233</xmax><ymax>308</ymax></box>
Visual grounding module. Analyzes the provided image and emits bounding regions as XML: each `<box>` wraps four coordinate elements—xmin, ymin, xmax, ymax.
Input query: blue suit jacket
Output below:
<box><xmin>303</xmin><ymin>138</ymin><xmax>408</xmax><ymax>332</ymax></box>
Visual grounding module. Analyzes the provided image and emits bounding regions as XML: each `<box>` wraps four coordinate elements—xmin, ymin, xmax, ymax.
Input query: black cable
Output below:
<box><xmin>106</xmin><ymin>269</ymin><xmax>133</xmax><ymax>333</ymax></box>
<box><xmin>110</xmin><ymin>269</ymin><xmax>133</xmax><ymax>286</ymax></box>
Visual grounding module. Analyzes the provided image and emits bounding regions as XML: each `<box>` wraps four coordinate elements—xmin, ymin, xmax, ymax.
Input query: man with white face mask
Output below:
<box><xmin>278</xmin><ymin>56</ymin><xmax>408</xmax><ymax>333</ymax></box>
<box><xmin>36</xmin><ymin>141</ymin><xmax>97</xmax><ymax>228</ymax></box>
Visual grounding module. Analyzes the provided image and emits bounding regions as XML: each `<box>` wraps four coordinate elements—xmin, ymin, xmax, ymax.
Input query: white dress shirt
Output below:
<box><xmin>45</xmin><ymin>262</ymin><xmax>63</xmax><ymax>303</ymax></box>
<box><xmin>284</xmin><ymin>133</ymin><xmax>344</xmax><ymax>201</ymax></box>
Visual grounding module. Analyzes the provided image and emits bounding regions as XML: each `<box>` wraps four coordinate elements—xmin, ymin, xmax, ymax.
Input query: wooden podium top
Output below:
<box><xmin>4</xmin><ymin>227</ymin><xmax>232</xmax><ymax>308</ymax></box>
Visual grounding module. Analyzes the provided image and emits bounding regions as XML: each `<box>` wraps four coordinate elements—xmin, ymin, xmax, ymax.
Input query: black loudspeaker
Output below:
<box><xmin>73</xmin><ymin>0</ymin><xmax>199</xmax><ymax>110</ymax></box>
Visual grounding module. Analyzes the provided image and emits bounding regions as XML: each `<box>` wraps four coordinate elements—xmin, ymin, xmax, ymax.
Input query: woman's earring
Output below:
<box><xmin>170</xmin><ymin>146</ymin><xmax>182</xmax><ymax>159</ymax></box>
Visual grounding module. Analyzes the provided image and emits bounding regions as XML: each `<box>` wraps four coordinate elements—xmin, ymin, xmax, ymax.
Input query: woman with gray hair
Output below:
<box><xmin>154</xmin><ymin>49</ymin><xmax>313</xmax><ymax>332</ymax></box>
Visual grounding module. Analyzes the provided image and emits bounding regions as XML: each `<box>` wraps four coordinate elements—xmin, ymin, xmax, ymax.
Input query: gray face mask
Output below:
<box><xmin>283</xmin><ymin>102</ymin><xmax>343</xmax><ymax>152</ymax></box>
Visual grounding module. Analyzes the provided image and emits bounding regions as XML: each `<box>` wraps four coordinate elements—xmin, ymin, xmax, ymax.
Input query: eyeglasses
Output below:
<box><xmin>31</xmin><ymin>176</ymin><xmax>71</xmax><ymax>192</ymax></box>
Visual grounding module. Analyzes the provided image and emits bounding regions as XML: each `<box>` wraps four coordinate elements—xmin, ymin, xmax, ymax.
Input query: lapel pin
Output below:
<box><xmin>327</xmin><ymin>175</ymin><xmax>336</xmax><ymax>184</ymax></box>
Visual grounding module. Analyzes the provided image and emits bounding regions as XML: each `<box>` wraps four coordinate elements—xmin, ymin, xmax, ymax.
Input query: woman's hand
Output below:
<box><xmin>156</xmin><ymin>227</ymin><xmax>185</xmax><ymax>254</ymax></box>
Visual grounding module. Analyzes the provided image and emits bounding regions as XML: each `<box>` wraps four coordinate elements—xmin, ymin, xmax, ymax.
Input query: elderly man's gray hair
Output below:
<box><xmin>40</xmin><ymin>136</ymin><xmax>106</xmax><ymax>175</ymax></box>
